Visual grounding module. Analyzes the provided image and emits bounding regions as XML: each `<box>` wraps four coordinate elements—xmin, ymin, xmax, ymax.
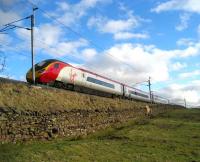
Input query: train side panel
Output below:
<box><xmin>82</xmin><ymin>70</ymin><xmax>122</xmax><ymax>95</ymax></box>
<box><xmin>56</xmin><ymin>66</ymin><xmax>123</xmax><ymax>95</ymax></box>
<box><xmin>152</xmin><ymin>95</ymin><xmax>169</xmax><ymax>104</ymax></box>
<box><xmin>124</xmin><ymin>86</ymin><xmax>150</xmax><ymax>102</ymax></box>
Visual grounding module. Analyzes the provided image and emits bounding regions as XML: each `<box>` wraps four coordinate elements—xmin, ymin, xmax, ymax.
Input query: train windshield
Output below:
<box><xmin>34</xmin><ymin>59</ymin><xmax>58</xmax><ymax>71</ymax></box>
<box><xmin>37</xmin><ymin>61</ymin><xmax>46</xmax><ymax>67</ymax></box>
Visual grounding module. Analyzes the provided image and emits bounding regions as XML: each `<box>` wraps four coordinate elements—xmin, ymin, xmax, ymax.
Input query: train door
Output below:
<box><xmin>80</xmin><ymin>72</ymin><xmax>86</xmax><ymax>87</ymax></box>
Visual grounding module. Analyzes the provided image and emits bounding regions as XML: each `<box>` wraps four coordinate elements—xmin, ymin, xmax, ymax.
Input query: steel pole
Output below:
<box><xmin>31</xmin><ymin>14</ymin><xmax>35</xmax><ymax>84</ymax></box>
<box><xmin>148</xmin><ymin>77</ymin><xmax>152</xmax><ymax>103</ymax></box>
<box><xmin>31</xmin><ymin>7</ymin><xmax>38</xmax><ymax>84</ymax></box>
<box><xmin>184</xmin><ymin>98</ymin><xmax>187</xmax><ymax>108</ymax></box>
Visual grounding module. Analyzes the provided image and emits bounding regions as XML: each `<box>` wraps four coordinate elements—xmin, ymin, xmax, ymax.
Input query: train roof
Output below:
<box><xmin>37</xmin><ymin>59</ymin><xmax>63</xmax><ymax>64</ymax></box>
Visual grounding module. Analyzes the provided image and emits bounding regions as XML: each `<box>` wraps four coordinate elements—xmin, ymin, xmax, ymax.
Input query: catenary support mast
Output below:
<box><xmin>148</xmin><ymin>77</ymin><xmax>152</xmax><ymax>103</ymax></box>
<box><xmin>31</xmin><ymin>7</ymin><xmax>38</xmax><ymax>84</ymax></box>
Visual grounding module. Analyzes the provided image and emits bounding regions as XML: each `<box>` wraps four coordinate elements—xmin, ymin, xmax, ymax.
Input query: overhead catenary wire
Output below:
<box><xmin>0</xmin><ymin>44</ymin><xmax>31</xmax><ymax>58</ymax></box>
<box><xmin>0</xmin><ymin>15</ymin><xmax>31</xmax><ymax>35</ymax></box>
<box><xmin>0</xmin><ymin>3</ymin><xmax>99</xmax><ymax>64</ymax></box>
<box><xmin>11</xmin><ymin>29</ymin><xmax>88</xmax><ymax>63</ymax></box>
<box><xmin>0</xmin><ymin>16</ymin><xmax>31</xmax><ymax>28</ymax></box>
<box><xmin>0</xmin><ymin>22</ymin><xmax>88</xmax><ymax>65</ymax></box>
<box><xmin>0</xmin><ymin>0</ymin><xmax>34</xmax><ymax>33</ymax></box>
<box><xmin>1</xmin><ymin>6</ymin><xmax>38</xmax><ymax>84</ymax></box>
<box><xmin>0</xmin><ymin>25</ymin><xmax>17</xmax><ymax>33</ymax></box>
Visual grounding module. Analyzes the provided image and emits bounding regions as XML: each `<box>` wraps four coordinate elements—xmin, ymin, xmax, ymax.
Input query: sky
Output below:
<box><xmin>0</xmin><ymin>0</ymin><xmax>200</xmax><ymax>107</ymax></box>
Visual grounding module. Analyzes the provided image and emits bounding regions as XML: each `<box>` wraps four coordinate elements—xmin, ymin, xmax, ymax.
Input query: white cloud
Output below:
<box><xmin>158</xmin><ymin>82</ymin><xmax>200</xmax><ymax>106</ymax></box>
<box><xmin>81</xmin><ymin>48</ymin><xmax>97</xmax><ymax>60</ymax></box>
<box><xmin>176</xmin><ymin>13</ymin><xmax>191</xmax><ymax>31</ymax></box>
<box><xmin>0</xmin><ymin>34</ymin><xmax>12</xmax><ymax>45</ymax></box>
<box><xmin>84</xmin><ymin>43</ymin><xmax>171</xmax><ymax>84</ymax></box>
<box><xmin>82</xmin><ymin>41</ymin><xmax>200</xmax><ymax>92</ymax></box>
<box><xmin>114</xmin><ymin>32</ymin><xmax>149</xmax><ymax>40</ymax></box>
<box><xmin>152</xmin><ymin>1</ymin><xmax>197</xmax><ymax>32</ymax></box>
<box><xmin>171</xmin><ymin>62</ymin><xmax>187</xmax><ymax>71</ymax></box>
<box><xmin>103</xmin><ymin>18</ymin><xmax>138</xmax><ymax>33</ymax></box>
<box><xmin>87</xmin><ymin>13</ymin><xmax>148</xmax><ymax>40</ymax></box>
<box><xmin>179</xmin><ymin>70</ymin><xmax>200</xmax><ymax>78</ymax></box>
<box><xmin>152</xmin><ymin>0</ymin><xmax>200</xmax><ymax>14</ymax></box>
<box><xmin>46</xmin><ymin>38</ymin><xmax>88</xmax><ymax>57</ymax></box>
<box><xmin>16</xmin><ymin>23</ymin><xmax>62</xmax><ymax>43</ymax></box>
<box><xmin>185</xmin><ymin>91</ymin><xmax>199</xmax><ymax>103</ymax></box>
<box><xmin>88</xmin><ymin>15</ymin><xmax>139</xmax><ymax>34</ymax></box>
<box><xmin>0</xmin><ymin>17</ymin><xmax>14</xmax><ymax>55</ymax></box>
<box><xmin>179</xmin><ymin>44</ymin><xmax>200</xmax><ymax>57</ymax></box>
<box><xmin>176</xmin><ymin>38</ymin><xmax>195</xmax><ymax>46</ymax></box>
<box><xmin>35</xmin><ymin>24</ymin><xmax>62</xmax><ymax>46</ymax></box>
<box><xmin>15</xmin><ymin>23</ymin><xmax>89</xmax><ymax>57</ymax></box>
<box><xmin>0</xmin><ymin>10</ymin><xmax>20</xmax><ymax>26</ymax></box>
<box><xmin>47</xmin><ymin>0</ymin><xmax>111</xmax><ymax>26</ymax></box>
<box><xmin>173</xmin><ymin>41</ymin><xmax>200</xmax><ymax>57</ymax></box>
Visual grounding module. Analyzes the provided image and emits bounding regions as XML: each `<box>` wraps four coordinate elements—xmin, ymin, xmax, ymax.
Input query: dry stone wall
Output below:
<box><xmin>0</xmin><ymin>105</ymin><xmax>171</xmax><ymax>143</ymax></box>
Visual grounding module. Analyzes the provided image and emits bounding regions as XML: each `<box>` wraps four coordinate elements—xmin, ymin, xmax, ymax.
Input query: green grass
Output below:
<box><xmin>0</xmin><ymin>108</ymin><xmax>200</xmax><ymax>162</ymax></box>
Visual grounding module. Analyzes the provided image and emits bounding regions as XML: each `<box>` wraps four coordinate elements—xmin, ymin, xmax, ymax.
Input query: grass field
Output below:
<box><xmin>0</xmin><ymin>108</ymin><xmax>199</xmax><ymax>162</ymax></box>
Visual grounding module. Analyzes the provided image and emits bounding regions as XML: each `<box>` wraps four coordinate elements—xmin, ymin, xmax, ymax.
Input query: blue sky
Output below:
<box><xmin>0</xmin><ymin>0</ymin><xmax>200</xmax><ymax>107</ymax></box>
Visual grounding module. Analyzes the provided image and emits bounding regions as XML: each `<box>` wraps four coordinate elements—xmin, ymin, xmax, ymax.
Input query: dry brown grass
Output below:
<box><xmin>0</xmin><ymin>82</ymin><xmax>148</xmax><ymax>112</ymax></box>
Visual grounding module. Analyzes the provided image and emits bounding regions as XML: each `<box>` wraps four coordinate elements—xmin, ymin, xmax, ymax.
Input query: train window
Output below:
<box><xmin>54</xmin><ymin>63</ymin><xmax>59</xmax><ymax>69</ymax></box>
<box><xmin>37</xmin><ymin>61</ymin><xmax>46</xmax><ymax>67</ymax></box>
<box><xmin>87</xmin><ymin>77</ymin><xmax>115</xmax><ymax>89</ymax></box>
<box><xmin>128</xmin><ymin>90</ymin><xmax>149</xmax><ymax>98</ymax></box>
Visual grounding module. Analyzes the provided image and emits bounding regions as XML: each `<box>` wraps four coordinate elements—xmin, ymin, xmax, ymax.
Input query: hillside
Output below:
<box><xmin>0</xmin><ymin>80</ymin><xmax>150</xmax><ymax>112</ymax></box>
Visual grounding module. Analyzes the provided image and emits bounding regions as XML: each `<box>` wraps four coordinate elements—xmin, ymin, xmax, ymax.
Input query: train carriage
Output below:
<box><xmin>152</xmin><ymin>95</ymin><xmax>169</xmax><ymax>104</ymax></box>
<box><xmin>56</xmin><ymin>65</ymin><xmax>123</xmax><ymax>96</ymax></box>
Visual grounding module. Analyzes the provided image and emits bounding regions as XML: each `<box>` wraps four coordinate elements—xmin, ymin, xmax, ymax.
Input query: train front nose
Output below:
<box><xmin>26</xmin><ymin>69</ymin><xmax>42</xmax><ymax>83</ymax></box>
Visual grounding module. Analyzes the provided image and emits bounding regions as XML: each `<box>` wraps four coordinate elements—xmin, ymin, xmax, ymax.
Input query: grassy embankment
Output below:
<box><xmin>0</xmin><ymin>82</ymin><xmax>148</xmax><ymax>111</ymax></box>
<box><xmin>0</xmin><ymin>108</ymin><xmax>199</xmax><ymax>162</ymax></box>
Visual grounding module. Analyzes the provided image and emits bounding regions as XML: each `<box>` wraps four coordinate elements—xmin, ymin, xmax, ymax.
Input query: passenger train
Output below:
<box><xmin>26</xmin><ymin>59</ymin><xmax>169</xmax><ymax>104</ymax></box>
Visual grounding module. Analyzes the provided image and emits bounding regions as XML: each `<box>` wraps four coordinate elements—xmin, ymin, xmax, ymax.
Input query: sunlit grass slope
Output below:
<box><xmin>0</xmin><ymin>82</ymin><xmax>149</xmax><ymax>111</ymax></box>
